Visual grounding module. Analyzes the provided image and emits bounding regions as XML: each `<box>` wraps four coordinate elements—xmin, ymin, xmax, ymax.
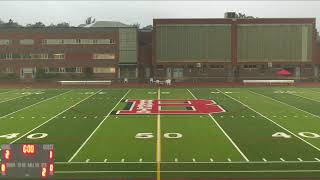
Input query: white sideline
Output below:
<box><xmin>187</xmin><ymin>89</ymin><xmax>249</xmax><ymax>162</ymax></box>
<box><xmin>0</xmin><ymin>90</ymin><xmax>71</xmax><ymax>120</ymax></box>
<box><xmin>286</xmin><ymin>90</ymin><xmax>320</xmax><ymax>103</ymax></box>
<box><xmin>243</xmin><ymin>80</ymin><xmax>294</xmax><ymax>84</ymax></box>
<box><xmin>0</xmin><ymin>93</ymin><xmax>31</xmax><ymax>104</ymax></box>
<box><xmin>10</xmin><ymin>90</ymin><xmax>101</xmax><ymax>144</ymax></box>
<box><xmin>67</xmin><ymin>89</ymin><xmax>131</xmax><ymax>162</ymax></box>
<box><xmin>252</xmin><ymin>90</ymin><xmax>320</xmax><ymax>119</ymax></box>
<box><xmin>0</xmin><ymin>89</ymin><xmax>15</xmax><ymax>94</ymax></box>
<box><xmin>218</xmin><ymin>89</ymin><xmax>320</xmax><ymax>153</ymax></box>
<box><xmin>55</xmin><ymin>169</ymin><xmax>320</xmax><ymax>173</ymax></box>
<box><xmin>55</xmin><ymin>160</ymin><xmax>320</xmax><ymax>164</ymax></box>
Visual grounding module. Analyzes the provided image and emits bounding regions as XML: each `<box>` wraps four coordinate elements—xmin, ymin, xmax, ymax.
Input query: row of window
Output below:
<box><xmin>0</xmin><ymin>53</ymin><xmax>64</xmax><ymax>60</ymax></box>
<box><xmin>2</xmin><ymin>67</ymin><xmax>116</xmax><ymax>74</ymax></box>
<box><xmin>45</xmin><ymin>67</ymin><xmax>116</xmax><ymax>74</ymax></box>
<box><xmin>0</xmin><ymin>53</ymin><xmax>115</xmax><ymax>60</ymax></box>
<box><xmin>0</xmin><ymin>39</ymin><xmax>115</xmax><ymax>45</ymax></box>
<box><xmin>45</xmin><ymin>67</ymin><xmax>82</xmax><ymax>73</ymax></box>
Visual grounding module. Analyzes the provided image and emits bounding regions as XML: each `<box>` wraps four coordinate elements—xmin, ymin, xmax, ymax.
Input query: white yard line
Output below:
<box><xmin>187</xmin><ymin>89</ymin><xmax>249</xmax><ymax>162</ymax></box>
<box><xmin>55</xmin><ymin>170</ymin><xmax>320</xmax><ymax>173</ymax></box>
<box><xmin>10</xmin><ymin>90</ymin><xmax>100</xmax><ymax>144</ymax></box>
<box><xmin>250</xmin><ymin>90</ymin><xmax>320</xmax><ymax>119</ymax></box>
<box><xmin>0</xmin><ymin>90</ymin><xmax>71</xmax><ymax>120</ymax></box>
<box><xmin>218</xmin><ymin>89</ymin><xmax>320</xmax><ymax>153</ymax></box>
<box><xmin>67</xmin><ymin>89</ymin><xmax>131</xmax><ymax>162</ymax></box>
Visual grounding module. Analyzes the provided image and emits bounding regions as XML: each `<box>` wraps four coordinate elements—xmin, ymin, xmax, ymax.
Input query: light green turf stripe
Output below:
<box><xmin>9</xmin><ymin>90</ymin><xmax>101</xmax><ymax>144</ymax></box>
<box><xmin>160</xmin><ymin>88</ymin><xmax>245</xmax><ymax>162</ymax></box>
<box><xmin>68</xmin><ymin>89</ymin><xmax>131</xmax><ymax>162</ymax></box>
<box><xmin>70</xmin><ymin>88</ymin><xmax>157</xmax><ymax>163</ymax></box>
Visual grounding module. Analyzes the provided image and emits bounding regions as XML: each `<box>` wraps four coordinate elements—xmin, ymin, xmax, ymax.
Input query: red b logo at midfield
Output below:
<box><xmin>116</xmin><ymin>99</ymin><xmax>225</xmax><ymax>115</ymax></box>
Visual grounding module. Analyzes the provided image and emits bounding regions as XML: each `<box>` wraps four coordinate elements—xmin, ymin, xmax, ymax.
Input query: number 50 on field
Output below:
<box><xmin>135</xmin><ymin>132</ymin><xmax>182</xmax><ymax>139</ymax></box>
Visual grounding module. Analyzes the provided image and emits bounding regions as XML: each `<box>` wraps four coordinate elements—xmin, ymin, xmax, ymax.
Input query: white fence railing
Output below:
<box><xmin>243</xmin><ymin>80</ymin><xmax>294</xmax><ymax>85</ymax></box>
<box><xmin>58</xmin><ymin>81</ymin><xmax>112</xmax><ymax>86</ymax></box>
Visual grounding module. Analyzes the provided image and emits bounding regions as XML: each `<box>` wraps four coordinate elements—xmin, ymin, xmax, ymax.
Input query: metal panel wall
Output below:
<box><xmin>156</xmin><ymin>24</ymin><xmax>231</xmax><ymax>62</ymax></box>
<box><xmin>119</xmin><ymin>28</ymin><xmax>137</xmax><ymax>63</ymax></box>
<box><xmin>237</xmin><ymin>24</ymin><xmax>312</xmax><ymax>62</ymax></box>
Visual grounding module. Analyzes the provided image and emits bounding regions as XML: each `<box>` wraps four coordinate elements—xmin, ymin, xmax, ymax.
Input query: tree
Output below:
<box><xmin>85</xmin><ymin>17</ymin><xmax>95</xmax><ymax>25</ymax></box>
<box><xmin>142</xmin><ymin>25</ymin><xmax>153</xmax><ymax>30</ymax></box>
<box><xmin>26</xmin><ymin>21</ymin><xmax>46</xmax><ymax>27</ymax></box>
<box><xmin>0</xmin><ymin>19</ymin><xmax>21</xmax><ymax>27</ymax></box>
<box><xmin>132</xmin><ymin>23</ymin><xmax>140</xmax><ymax>28</ymax></box>
<box><xmin>56</xmin><ymin>22</ymin><xmax>70</xmax><ymax>27</ymax></box>
<box><xmin>236</xmin><ymin>12</ymin><xmax>256</xmax><ymax>19</ymax></box>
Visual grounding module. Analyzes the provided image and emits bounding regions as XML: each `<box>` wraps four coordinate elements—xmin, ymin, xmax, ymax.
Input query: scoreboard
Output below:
<box><xmin>0</xmin><ymin>144</ymin><xmax>54</xmax><ymax>178</ymax></box>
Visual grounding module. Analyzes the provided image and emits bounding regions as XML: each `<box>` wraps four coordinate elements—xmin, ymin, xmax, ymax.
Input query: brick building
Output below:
<box><xmin>153</xmin><ymin>18</ymin><xmax>319</xmax><ymax>82</ymax></box>
<box><xmin>0</xmin><ymin>21</ymin><xmax>138</xmax><ymax>81</ymax></box>
<box><xmin>0</xmin><ymin>18</ymin><xmax>319</xmax><ymax>82</ymax></box>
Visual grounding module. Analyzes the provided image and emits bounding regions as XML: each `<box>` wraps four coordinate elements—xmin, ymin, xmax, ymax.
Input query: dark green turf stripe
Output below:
<box><xmin>14</xmin><ymin>89</ymin><xmax>129</xmax><ymax>162</ymax></box>
<box><xmin>0</xmin><ymin>89</ymin><xmax>68</xmax><ymax>118</ymax></box>
<box><xmin>251</xmin><ymin>88</ymin><xmax>320</xmax><ymax>117</ymax></box>
<box><xmin>190</xmin><ymin>88</ymin><xmax>320</xmax><ymax>162</ymax></box>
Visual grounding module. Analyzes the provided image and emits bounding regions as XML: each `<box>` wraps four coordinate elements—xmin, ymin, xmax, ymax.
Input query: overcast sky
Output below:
<box><xmin>0</xmin><ymin>1</ymin><xmax>320</xmax><ymax>29</ymax></box>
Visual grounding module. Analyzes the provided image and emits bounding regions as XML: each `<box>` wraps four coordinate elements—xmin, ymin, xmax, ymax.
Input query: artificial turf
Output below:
<box><xmin>1</xmin><ymin>87</ymin><xmax>320</xmax><ymax>179</ymax></box>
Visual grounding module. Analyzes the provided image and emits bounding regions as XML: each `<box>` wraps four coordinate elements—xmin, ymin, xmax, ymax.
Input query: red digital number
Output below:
<box><xmin>41</xmin><ymin>167</ymin><xmax>47</xmax><ymax>178</ymax></box>
<box><xmin>4</xmin><ymin>150</ymin><xmax>10</xmax><ymax>160</ymax></box>
<box><xmin>49</xmin><ymin>164</ymin><xmax>54</xmax><ymax>173</ymax></box>
<box><xmin>22</xmin><ymin>144</ymin><xmax>35</xmax><ymax>154</ymax></box>
<box><xmin>1</xmin><ymin>163</ymin><xmax>6</xmax><ymax>175</ymax></box>
<box><xmin>49</xmin><ymin>150</ymin><xmax>54</xmax><ymax>160</ymax></box>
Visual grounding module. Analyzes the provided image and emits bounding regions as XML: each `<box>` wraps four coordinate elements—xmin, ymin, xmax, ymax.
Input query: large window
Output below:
<box><xmin>52</xmin><ymin>54</ymin><xmax>65</xmax><ymax>60</ymax></box>
<box><xmin>65</xmin><ymin>67</ymin><xmax>82</xmax><ymax>73</ymax></box>
<box><xmin>0</xmin><ymin>54</ymin><xmax>13</xmax><ymax>60</ymax></box>
<box><xmin>45</xmin><ymin>67</ymin><xmax>81</xmax><ymax>73</ymax></box>
<box><xmin>41</xmin><ymin>39</ymin><xmax>47</xmax><ymax>45</ymax></box>
<box><xmin>92</xmin><ymin>53</ymin><xmax>115</xmax><ymax>60</ymax></box>
<box><xmin>19</xmin><ymin>39</ymin><xmax>34</xmax><ymax>45</ymax></box>
<box><xmin>42</xmin><ymin>39</ymin><xmax>114</xmax><ymax>45</ymax></box>
<box><xmin>5</xmin><ymin>67</ymin><xmax>14</xmax><ymax>73</ymax></box>
<box><xmin>30</xmin><ymin>54</ymin><xmax>48</xmax><ymax>59</ymax></box>
<box><xmin>0</xmin><ymin>39</ymin><xmax>11</xmax><ymax>45</ymax></box>
<box><xmin>93</xmin><ymin>67</ymin><xmax>116</xmax><ymax>73</ymax></box>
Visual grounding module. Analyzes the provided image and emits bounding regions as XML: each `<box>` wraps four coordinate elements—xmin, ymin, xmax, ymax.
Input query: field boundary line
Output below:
<box><xmin>284</xmin><ymin>89</ymin><xmax>320</xmax><ymax>103</ymax></box>
<box><xmin>0</xmin><ymin>90</ymin><xmax>71</xmax><ymax>120</ymax></box>
<box><xmin>218</xmin><ymin>89</ymin><xmax>320</xmax><ymax>153</ymax></box>
<box><xmin>251</xmin><ymin>90</ymin><xmax>320</xmax><ymax>119</ymax></box>
<box><xmin>307</xmin><ymin>89</ymin><xmax>320</xmax><ymax>94</ymax></box>
<box><xmin>55</xmin><ymin>160</ymin><xmax>320</xmax><ymax>164</ymax></box>
<box><xmin>187</xmin><ymin>89</ymin><xmax>249</xmax><ymax>162</ymax></box>
<box><xmin>10</xmin><ymin>90</ymin><xmax>101</xmax><ymax>144</ymax></box>
<box><xmin>0</xmin><ymin>89</ymin><xmax>15</xmax><ymax>94</ymax></box>
<box><xmin>0</xmin><ymin>93</ymin><xmax>31</xmax><ymax>104</ymax></box>
<box><xmin>55</xmin><ymin>169</ymin><xmax>320</xmax><ymax>173</ymax></box>
<box><xmin>157</xmin><ymin>87</ymin><xmax>161</xmax><ymax>180</ymax></box>
<box><xmin>68</xmin><ymin>89</ymin><xmax>131</xmax><ymax>162</ymax></box>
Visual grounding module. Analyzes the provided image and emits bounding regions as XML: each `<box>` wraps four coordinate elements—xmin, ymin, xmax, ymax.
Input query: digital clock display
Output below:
<box><xmin>22</xmin><ymin>144</ymin><xmax>35</xmax><ymax>155</ymax></box>
<box><xmin>0</xmin><ymin>144</ymin><xmax>54</xmax><ymax>178</ymax></box>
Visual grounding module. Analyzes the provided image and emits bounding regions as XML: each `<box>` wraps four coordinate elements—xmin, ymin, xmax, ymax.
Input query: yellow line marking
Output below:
<box><xmin>156</xmin><ymin>87</ymin><xmax>161</xmax><ymax>180</ymax></box>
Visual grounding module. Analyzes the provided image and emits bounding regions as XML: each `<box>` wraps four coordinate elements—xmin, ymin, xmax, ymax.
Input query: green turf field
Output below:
<box><xmin>1</xmin><ymin>87</ymin><xmax>320</xmax><ymax>179</ymax></box>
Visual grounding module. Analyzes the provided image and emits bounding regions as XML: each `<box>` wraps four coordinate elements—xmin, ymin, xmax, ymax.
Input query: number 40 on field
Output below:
<box><xmin>272</xmin><ymin>132</ymin><xmax>320</xmax><ymax>139</ymax></box>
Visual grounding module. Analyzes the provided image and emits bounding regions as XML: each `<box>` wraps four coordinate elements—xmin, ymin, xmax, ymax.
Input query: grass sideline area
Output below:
<box><xmin>0</xmin><ymin>87</ymin><xmax>320</xmax><ymax>179</ymax></box>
